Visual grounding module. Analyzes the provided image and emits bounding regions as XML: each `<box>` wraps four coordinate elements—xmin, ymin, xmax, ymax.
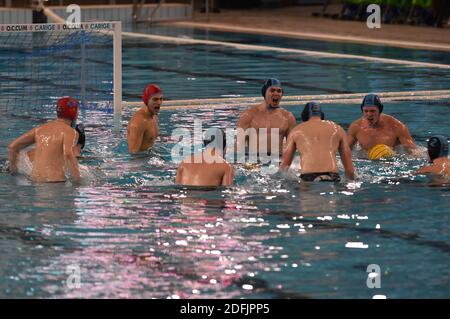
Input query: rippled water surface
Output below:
<box><xmin>0</xmin><ymin>26</ymin><xmax>449</xmax><ymax>298</ymax></box>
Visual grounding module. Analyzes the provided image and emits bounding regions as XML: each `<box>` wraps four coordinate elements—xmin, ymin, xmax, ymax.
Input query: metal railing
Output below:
<box><xmin>133</xmin><ymin>0</ymin><xmax>164</xmax><ymax>24</ymax></box>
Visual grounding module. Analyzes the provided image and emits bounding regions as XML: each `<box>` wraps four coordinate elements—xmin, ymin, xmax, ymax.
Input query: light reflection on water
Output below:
<box><xmin>1</xmin><ymin>103</ymin><xmax>449</xmax><ymax>299</ymax></box>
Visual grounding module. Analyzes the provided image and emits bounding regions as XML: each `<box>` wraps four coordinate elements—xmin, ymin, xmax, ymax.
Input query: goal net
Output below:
<box><xmin>0</xmin><ymin>22</ymin><xmax>122</xmax><ymax>120</ymax></box>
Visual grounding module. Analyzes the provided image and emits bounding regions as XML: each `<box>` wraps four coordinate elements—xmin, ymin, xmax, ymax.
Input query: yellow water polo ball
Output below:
<box><xmin>368</xmin><ymin>144</ymin><xmax>395</xmax><ymax>160</ymax></box>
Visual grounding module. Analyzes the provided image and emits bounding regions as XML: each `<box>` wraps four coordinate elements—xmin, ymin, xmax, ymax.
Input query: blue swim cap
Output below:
<box><xmin>203</xmin><ymin>128</ymin><xmax>226</xmax><ymax>150</ymax></box>
<box><xmin>261</xmin><ymin>78</ymin><xmax>283</xmax><ymax>98</ymax></box>
<box><xmin>428</xmin><ymin>135</ymin><xmax>448</xmax><ymax>162</ymax></box>
<box><xmin>301</xmin><ymin>102</ymin><xmax>324</xmax><ymax>122</ymax></box>
<box><xmin>361</xmin><ymin>94</ymin><xmax>383</xmax><ymax>113</ymax></box>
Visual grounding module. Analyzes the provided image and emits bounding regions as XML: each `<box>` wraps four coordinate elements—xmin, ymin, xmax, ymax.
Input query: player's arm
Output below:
<box><xmin>63</xmin><ymin>129</ymin><xmax>81</xmax><ymax>183</ymax></box>
<box><xmin>8</xmin><ymin>128</ymin><xmax>36</xmax><ymax>173</ymax></box>
<box><xmin>175</xmin><ymin>163</ymin><xmax>184</xmax><ymax>184</ymax></box>
<box><xmin>338</xmin><ymin>126</ymin><xmax>356</xmax><ymax>180</ymax></box>
<box><xmin>222</xmin><ymin>164</ymin><xmax>234</xmax><ymax>186</ymax></box>
<box><xmin>347</xmin><ymin>122</ymin><xmax>358</xmax><ymax>150</ymax></box>
<box><xmin>280</xmin><ymin>134</ymin><xmax>296</xmax><ymax>172</ymax></box>
<box><xmin>286</xmin><ymin>112</ymin><xmax>297</xmax><ymax>136</ymax></box>
<box><xmin>397</xmin><ymin>122</ymin><xmax>416</xmax><ymax>150</ymax></box>
<box><xmin>127</xmin><ymin>118</ymin><xmax>145</xmax><ymax>155</ymax></box>
<box><xmin>236</xmin><ymin>110</ymin><xmax>252</xmax><ymax>155</ymax></box>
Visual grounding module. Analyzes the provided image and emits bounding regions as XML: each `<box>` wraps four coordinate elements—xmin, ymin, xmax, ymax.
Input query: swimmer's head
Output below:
<box><xmin>261</xmin><ymin>78</ymin><xmax>283</xmax><ymax>108</ymax></box>
<box><xmin>361</xmin><ymin>94</ymin><xmax>383</xmax><ymax>113</ymax></box>
<box><xmin>142</xmin><ymin>84</ymin><xmax>163</xmax><ymax>114</ymax></box>
<box><xmin>301</xmin><ymin>102</ymin><xmax>324</xmax><ymax>122</ymax></box>
<box><xmin>361</xmin><ymin>94</ymin><xmax>383</xmax><ymax>126</ymax></box>
<box><xmin>203</xmin><ymin>128</ymin><xmax>226</xmax><ymax>152</ymax></box>
<box><xmin>56</xmin><ymin>97</ymin><xmax>79</xmax><ymax>122</ymax></box>
<box><xmin>427</xmin><ymin>135</ymin><xmax>448</xmax><ymax>163</ymax></box>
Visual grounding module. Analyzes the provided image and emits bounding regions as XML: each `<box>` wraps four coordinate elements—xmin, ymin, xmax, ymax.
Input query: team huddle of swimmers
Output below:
<box><xmin>7</xmin><ymin>79</ymin><xmax>450</xmax><ymax>185</ymax></box>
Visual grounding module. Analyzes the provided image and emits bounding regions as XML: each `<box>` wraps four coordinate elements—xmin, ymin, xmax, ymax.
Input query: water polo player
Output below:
<box><xmin>280</xmin><ymin>102</ymin><xmax>355</xmax><ymax>182</ymax></box>
<box><xmin>416</xmin><ymin>135</ymin><xmax>450</xmax><ymax>178</ymax></box>
<box><xmin>347</xmin><ymin>93</ymin><xmax>417</xmax><ymax>159</ymax></box>
<box><xmin>236</xmin><ymin>78</ymin><xmax>296</xmax><ymax>161</ymax></box>
<box><xmin>176</xmin><ymin>128</ymin><xmax>234</xmax><ymax>186</ymax></box>
<box><xmin>8</xmin><ymin>97</ymin><xmax>81</xmax><ymax>183</ymax></box>
<box><xmin>127</xmin><ymin>84</ymin><xmax>162</xmax><ymax>154</ymax></box>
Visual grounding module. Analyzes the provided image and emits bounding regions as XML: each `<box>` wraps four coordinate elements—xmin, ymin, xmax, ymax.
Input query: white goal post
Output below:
<box><xmin>0</xmin><ymin>21</ymin><xmax>122</xmax><ymax>121</ymax></box>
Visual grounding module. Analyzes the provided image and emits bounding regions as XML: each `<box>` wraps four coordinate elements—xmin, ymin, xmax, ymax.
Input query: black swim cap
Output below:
<box><xmin>203</xmin><ymin>128</ymin><xmax>226</xmax><ymax>150</ymax></box>
<box><xmin>361</xmin><ymin>94</ymin><xmax>383</xmax><ymax>113</ymax></box>
<box><xmin>428</xmin><ymin>135</ymin><xmax>448</xmax><ymax>162</ymax></box>
<box><xmin>301</xmin><ymin>102</ymin><xmax>324</xmax><ymax>122</ymax></box>
<box><xmin>74</xmin><ymin>124</ymin><xmax>85</xmax><ymax>149</ymax></box>
<box><xmin>261</xmin><ymin>78</ymin><xmax>283</xmax><ymax>98</ymax></box>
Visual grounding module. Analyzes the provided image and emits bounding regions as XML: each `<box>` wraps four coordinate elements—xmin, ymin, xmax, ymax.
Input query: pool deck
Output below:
<box><xmin>169</xmin><ymin>5</ymin><xmax>450</xmax><ymax>52</ymax></box>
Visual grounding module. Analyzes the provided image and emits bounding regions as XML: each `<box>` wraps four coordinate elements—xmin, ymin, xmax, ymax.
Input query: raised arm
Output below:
<box><xmin>127</xmin><ymin>118</ymin><xmax>144</xmax><ymax>155</ymax></box>
<box><xmin>63</xmin><ymin>129</ymin><xmax>81</xmax><ymax>182</ymax></box>
<box><xmin>280</xmin><ymin>133</ymin><xmax>296</xmax><ymax>171</ymax></box>
<box><xmin>338</xmin><ymin>126</ymin><xmax>355</xmax><ymax>180</ymax></box>
<box><xmin>8</xmin><ymin>128</ymin><xmax>36</xmax><ymax>173</ymax></box>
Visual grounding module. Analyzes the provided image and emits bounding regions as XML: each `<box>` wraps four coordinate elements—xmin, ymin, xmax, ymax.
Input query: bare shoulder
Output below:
<box><xmin>327</xmin><ymin>120</ymin><xmax>345</xmax><ymax>133</ymax></box>
<box><xmin>33</xmin><ymin>123</ymin><xmax>45</xmax><ymax>133</ymax></box>
<box><xmin>279</xmin><ymin>108</ymin><xmax>294</xmax><ymax>118</ymax></box>
<box><xmin>237</xmin><ymin>107</ymin><xmax>257</xmax><ymax>127</ymax></box>
<box><xmin>348</xmin><ymin>118</ymin><xmax>362</xmax><ymax>132</ymax></box>
<box><xmin>291</xmin><ymin>123</ymin><xmax>303</xmax><ymax>132</ymax></box>
<box><xmin>383</xmin><ymin>114</ymin><xmax>405</xmax><ymax>127</ymax></box>
<box><xmin>241</xmin><ymin>106</ymin><xmax>258</xmax><ymax>117</ymax></box>
<box><xmin>62</xmin><ymin>124</ymin><xmax>77</xmax><ymax>140</ymax></box>
<box><xmin>129</xmin><ymin>109</ymin><xmax>146</xmax><ymax>126</ymax></box>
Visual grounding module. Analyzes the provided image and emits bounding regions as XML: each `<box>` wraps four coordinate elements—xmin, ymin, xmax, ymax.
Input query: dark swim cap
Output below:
<box><xmin>203</xmin><ymin>128</ymin><xmax>226</xmax><ymax>150</ymax></box>
<box><xmin>428</xmin><ymin>135</ymin><xmax>448</xmax><ymax>162</ymax></box>
<box><xmin>74</xmin><ymin>124</ymin><xmax>85</xmax><ymax>149</ymax></box>
<box><xmin>361</xmin><ymin>94</ymin><xmax>383</xmax><ymax>113</ymax></box>
<box><xmin>301</xmin><ymin>102</ymin><xmax>324</xmax><ymax>122</ymax></box>
<box><xmin>261</xmin><ymin>78</ymin><xmax>283</xmax><ymax>98</ymax></box>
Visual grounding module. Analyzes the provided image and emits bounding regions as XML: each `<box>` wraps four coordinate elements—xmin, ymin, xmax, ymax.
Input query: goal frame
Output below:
<box><xmin>0</xmin><ymin>21</ymin><xmax>122</xmax><ymax>120</ymax></box>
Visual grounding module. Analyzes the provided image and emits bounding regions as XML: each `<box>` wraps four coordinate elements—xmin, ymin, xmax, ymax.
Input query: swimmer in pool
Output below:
<box><xmin>127</xmin><ymin>84</ymin><xmax>162</xmax><ymax>154</ymax></box>
<box><xmin>176</xmin><ymin>128</ymin><xmax>234</xmax><ymax>186</ymax></box>
<box><xmin>347</xmin><ymin>94</ymin><xmax>417</xmax><ymax>155</ymax></box>
<box><xmin>236</xmin><ymin>78</ymin><xmax>296</xmax><ymax>160</ymax></box>
<box><xmin>416</xmin><ymin>135</ymin><xmax>450</xmax><ymax>178</ymax></box>
<box><xmin>8</xmin><ymin>97</ymin><xmax>81</xmax><ymax>183</ymax></box>
<box><xmin>16</xmin><ymin>123</ymin><xmax>86</xmax><ymax>179</ymax></box>
<box><xmin>280</xmin><ymin>102</ymin><xmax>355</xmax><ymax>182</ymax></box>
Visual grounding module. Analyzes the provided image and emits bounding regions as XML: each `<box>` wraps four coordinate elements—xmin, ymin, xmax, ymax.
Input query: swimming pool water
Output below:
<box><xmin>0</xmin><ymin>26</ymin><xmax>449</xmax><ymax>299</ymax></box>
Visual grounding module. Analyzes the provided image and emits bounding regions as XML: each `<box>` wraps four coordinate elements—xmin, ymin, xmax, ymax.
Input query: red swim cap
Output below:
<box><xmin>56</xmin><ymin>97</ymin><xmax>79</xmax><ymax>121</ymax></box>
<box><xmin>142</xmin><ymin>84</ymin><xmax>162</xmax><ymax>106</ymax></box>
